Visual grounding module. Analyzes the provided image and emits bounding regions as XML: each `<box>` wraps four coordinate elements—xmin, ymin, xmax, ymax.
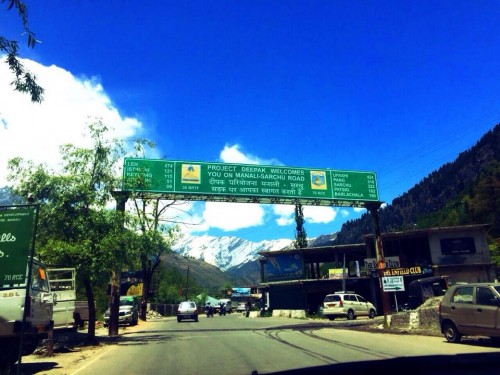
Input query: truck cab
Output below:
<box><xmin>0</xmin><ymin>258</ymin><xmax>54</xmax><ymax>366</ymax></box>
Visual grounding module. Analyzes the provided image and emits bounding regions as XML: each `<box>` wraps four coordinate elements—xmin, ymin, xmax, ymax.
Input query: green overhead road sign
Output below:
<box><xmin>122</xmin><ymin>158</ymin><xmax>379</xmax><ymax>207</ymax></box>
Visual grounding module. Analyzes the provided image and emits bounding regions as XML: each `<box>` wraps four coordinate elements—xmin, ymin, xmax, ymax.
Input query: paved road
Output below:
<box><xmin>21</xmin><ymin>313</ymin><xmax>500</xmax><ymax>375</ymax></box>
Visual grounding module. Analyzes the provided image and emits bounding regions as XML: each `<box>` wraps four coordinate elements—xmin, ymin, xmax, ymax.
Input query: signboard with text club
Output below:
<box><xmin>122</xmin><ymin>158</ymin><xmax>379</xmax><ymax>207</ymax></box>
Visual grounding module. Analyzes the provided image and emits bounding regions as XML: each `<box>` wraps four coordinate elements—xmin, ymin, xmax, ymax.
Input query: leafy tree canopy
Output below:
<box><xmin>1</xmin><ymin>0</ymin><xmax>44</xmax><ymax>102</ymax></box>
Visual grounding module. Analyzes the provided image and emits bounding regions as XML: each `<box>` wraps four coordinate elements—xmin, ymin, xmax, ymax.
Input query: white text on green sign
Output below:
<box><xmin>123</xmin><ymin>158</ymin><xmax>379</xmax><ymax>203</ymax></box>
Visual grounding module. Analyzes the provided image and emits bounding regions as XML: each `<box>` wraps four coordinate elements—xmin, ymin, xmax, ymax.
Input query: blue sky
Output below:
<box><xmin>1</xmin><ymin>1</ymin><xmax>499</xmax><ymax>242</ymax></box>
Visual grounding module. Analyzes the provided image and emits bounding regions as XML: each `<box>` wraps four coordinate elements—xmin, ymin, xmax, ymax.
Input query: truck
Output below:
<box><xmin>0</xmin><ymin>257</ymin><xmax>54</xmax><ymax>368</ymax></box>
<box><xmin>47</xmin><ymin>268</ymin><xmax>78</xmax><ymax>330</ymax></box>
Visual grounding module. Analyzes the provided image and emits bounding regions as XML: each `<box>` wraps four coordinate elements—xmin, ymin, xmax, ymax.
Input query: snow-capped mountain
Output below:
<box><xmin>172</xmin><ymin>235</ymin><xmax>293</xmax><ymax>271</ymax></box>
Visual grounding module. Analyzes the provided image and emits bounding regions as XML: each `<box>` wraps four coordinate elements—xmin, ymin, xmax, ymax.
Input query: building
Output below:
<box><xmin>258</xmin><ymin>224</ymin><xmax>495</xmax><ymax>314</ymax></box>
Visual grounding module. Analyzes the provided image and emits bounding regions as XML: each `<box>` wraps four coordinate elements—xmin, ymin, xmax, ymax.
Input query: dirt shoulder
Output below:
<box><xmin>17</xmin><ymin>319</ymin><xmax>162</xmax><ymax>375</ymax></box>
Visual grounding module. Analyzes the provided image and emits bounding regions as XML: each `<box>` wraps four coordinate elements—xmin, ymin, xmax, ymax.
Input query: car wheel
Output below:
<box><xmin>369</xmin><ymin>309</ymin><xmax>376</xmax><ymax>319</ymax></box>
<box><xmin>327</xmin><ymin>316</ymin><xmax>335</xmax><ymax>321</ymax></box>
<box><xmin>443</xmin><ymin>322</ymin><xmax>461</xmax><ymax>343</ymax></box>
<box><xmin>177</xmin><ymin>317</ymin><xmax>182</xmax><ymax>322</ymax></box>
<box><xmin>347</xmin><ymin>310</ymin><xmax>355</xmax><ymax>320</ymax></box>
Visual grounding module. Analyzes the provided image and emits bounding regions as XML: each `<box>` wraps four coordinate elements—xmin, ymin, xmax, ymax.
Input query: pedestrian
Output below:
<box><xmin>245</xmin><ymin>298</ymin><xmax>251</xmax><ymax>318</ymax></box>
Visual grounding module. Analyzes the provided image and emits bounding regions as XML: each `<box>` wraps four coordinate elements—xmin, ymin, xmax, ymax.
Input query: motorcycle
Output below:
<box><xmin>205</xmin><ymin>304</ymin><xmax>214</xmax><ymax>317</ymax></box>
<box><xmin>219</xmin><ymin>303</ymin><xmax>226</xmax><ymax>316</ymax></box>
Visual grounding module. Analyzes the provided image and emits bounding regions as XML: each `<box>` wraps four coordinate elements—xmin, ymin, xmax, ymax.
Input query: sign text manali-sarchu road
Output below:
<box><xmin>122</xmin><ymin>158</ymin><xmax>379</xmax><ymax>207</ymax></box>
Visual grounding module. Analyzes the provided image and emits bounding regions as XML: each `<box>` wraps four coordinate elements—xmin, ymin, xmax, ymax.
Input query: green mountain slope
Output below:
<box><xmin>334</xmin><ymin>124</ymin><xmax>500</xmax><ymax>246</ymax></box>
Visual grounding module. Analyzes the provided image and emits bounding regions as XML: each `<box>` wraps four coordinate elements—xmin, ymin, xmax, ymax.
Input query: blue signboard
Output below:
<box><xmin>231</xmin><ymin>287</ymin><xmax>251</xmax><ymax>297</ymax></box>
<box><xmin>266</xmin><ymin>253</ymin><xmax>303</xmax><ymax>281</ymax></box>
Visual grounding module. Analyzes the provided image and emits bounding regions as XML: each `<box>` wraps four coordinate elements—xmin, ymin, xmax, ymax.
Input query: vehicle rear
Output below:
<box><xmin>322</xmin><ymin>294</ymin><xmax>344</xmax><ymax>320</ymax></box>
<box><xmin>48</xmin><ymin>268</ymin><xmax>77</xmax><ymax>330</ymax></box>
<box><xmin>177</xmin><ymin>301</ymin><xmax>198</xmax><ymax>322</ymax></box>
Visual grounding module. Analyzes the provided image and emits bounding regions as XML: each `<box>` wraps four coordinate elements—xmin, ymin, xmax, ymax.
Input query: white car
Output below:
<box><xmin>323</xmin><ymin>291</ymin><xmax>376</xmax><ymax>320</ymax></box>
<box><xmin>177</xmin><ymin>301</ymin><xmax>198</xmax><ymax>322</ymax></box>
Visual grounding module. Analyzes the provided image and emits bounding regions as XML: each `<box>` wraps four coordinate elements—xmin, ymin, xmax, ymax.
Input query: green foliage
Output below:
<box><xmin>330</xmin><ymin>125</ymin><xmax>500</xmax><ymax>275</ymax></box>
<box><xmin>153</xmin><ymin>266</ymin><xmax>204</xmax><ymax>304</ymax></box>
<box><xmin>334</xmin><ymin>124</ymin><xmax>500</xmax><ymax>251</ymax></box>
<box><xmin>294</xmin><ymin>203</ymin><xmax>308</xmax><ymax>249</ymax></box>
<box><xmin>6</xmin><ymin>120</ymin><xmax>136</xmax><ymax>335</ymax></box>
<box><xmin>1</xmin><ymin>0</ymin><xmax>44</xmax><ymax>102</ymax></box>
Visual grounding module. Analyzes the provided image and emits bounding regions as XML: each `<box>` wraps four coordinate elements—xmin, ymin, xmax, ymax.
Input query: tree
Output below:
<box><xmin>1</xmin><ymin>0</ymin><xmax>44</xmax><ymax>102</ymax></box>
<box><xmin>125</xmin><ymin>139</ymin><xmax>183</xmax><ymax>320</ymax></box>
<box><xmin>294</xmin><ymin>202</ymin><xmax>308</xmax><ymax>249</ymax></box>
<box><xmin>7</xmin><ymin>120</ymin><xmax>136</xmax><ymax>341</ymax></box>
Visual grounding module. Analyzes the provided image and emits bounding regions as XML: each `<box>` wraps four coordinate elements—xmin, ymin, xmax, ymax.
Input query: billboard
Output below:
<box><xmin>122</xmin><ymin>158</ymin><xmax>379</xmax><ymax>206</ymax></box>
<box><xmin>231</xmin><ymin>287</ymin><xmax>251</xmax><ymax>297</ymax></box>
<box><xmin>0</xmin><ymin>206</ymin><xmax>37</xmax><ymax>286</ymax></box>
<box><xmin>266</xmin><ymin>253</ymin><xmax>303</xmax><ymax>281</ymax></box>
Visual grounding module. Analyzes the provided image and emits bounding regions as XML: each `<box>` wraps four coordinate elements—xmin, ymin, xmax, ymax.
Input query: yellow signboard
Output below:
<box><xmin>126</xmin><ymin>283</ymin><xmax>143</xmax><ymax>296</ymax></box>
<box><xmin>328</xmin><ymin>268</ymin><xmax>347</xmax><ymax>279</ymax></box>
<box><xmin>382</xmin><ymin>267</ymin><xmax>422</xmax><ymax>277</ymax></box>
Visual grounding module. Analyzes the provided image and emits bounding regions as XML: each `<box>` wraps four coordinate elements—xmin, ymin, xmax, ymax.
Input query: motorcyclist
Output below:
<box><xmin>219</xmin><ymin>302</ymin><xmax>226</xmax><ymax>316</ymax></box>
<box><xmin>205</xmin><ymin>302</ymin><xmax>214</xmax><ymax>317</ymax></box>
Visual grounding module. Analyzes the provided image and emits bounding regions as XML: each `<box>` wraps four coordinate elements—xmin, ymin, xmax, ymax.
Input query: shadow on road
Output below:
<box><xmin>260</xmin><ymin>352</ymin><xmax>500</xmax><ymax>375</ymax></box>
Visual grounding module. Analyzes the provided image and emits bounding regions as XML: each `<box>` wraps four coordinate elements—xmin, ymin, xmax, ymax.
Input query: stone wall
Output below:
<box><xmin>271</xmin><ymin>309</ymin><xmax>307</xmax><ymax>319</ymax></box>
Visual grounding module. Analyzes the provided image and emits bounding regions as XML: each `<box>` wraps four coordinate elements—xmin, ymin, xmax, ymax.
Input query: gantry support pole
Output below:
<box><xmin>366</xmin><ymin>201</ymin><xmax>392</xmax><ymax>328</ymax></box>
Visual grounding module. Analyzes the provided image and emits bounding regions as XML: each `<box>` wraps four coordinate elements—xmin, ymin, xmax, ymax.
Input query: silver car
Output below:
<box><xmin>177</xmin><ymin>301</ymin><xmax>198</xmax><ymax>322</ymax></box>
<box><xmin>323</xmin><ymin>291</ymin><xmax>376</xmax><ymax>320</ymax></box>
<box><xmin>439</xmin><ymin>282</ymin><xmax>500</xmax><ymax>343</ymax></box>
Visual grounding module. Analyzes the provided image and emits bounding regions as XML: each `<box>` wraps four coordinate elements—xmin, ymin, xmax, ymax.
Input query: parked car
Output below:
<box><xmin>103</xmin><ymin>295</ymin><xmax>139</xmax><ymax>327</ymax></box>
<box><xmin>322</xmin><ymin>291</ymin><xmax>376</xmax><ymax>320</ymax></box>
<box><xmin>177</xmin><ymin>301</ymin><xmax>198</xmax><ymax>322</ymax></box>
<box><xmin>236</xmin><ymin>302</ymin><xmax>246</xmax><ymax>313</ymax></box>
<box><xmin>439</xmin><ymin>282</ymin><xmax>500</xmax><ymax>343</ymax></box>
<box><xmin>408</xmin><ymin>275</ymin><xmax>452</xmax><ymax>310</ymax></box>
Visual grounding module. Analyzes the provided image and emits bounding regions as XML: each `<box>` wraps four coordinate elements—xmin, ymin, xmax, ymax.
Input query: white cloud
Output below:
<box><xmin>353</xmin><ymin>207</ymin><xmax>367</xmax><ymax>213</ymax></box>
<box><xmin>303</xmin><ymin>206</ymin><xmax>337</xmax><ymax>223</ymax></box>
<box><xmin>219</xmin><ymin>144</ymin><xmax>282</xmax><ymax>165</ymax></box>
<box><xmin>272</xmin><ymin>204</ymin><xmax>338</xmax><ymax>227</ymax></box>
<box><xmin>273</xmin><ymin>205</ymin><xmax>295</xmax><ymax>226</ymax></box>
<box><xmin>0</xmin><ymin>58</ymin><xmax>144</xmax><ymax>186</ymax></box>
<box><xmin>201</xmin><ymin>202</ymin><xmax>265</xmax><ymax>231</ymax></box>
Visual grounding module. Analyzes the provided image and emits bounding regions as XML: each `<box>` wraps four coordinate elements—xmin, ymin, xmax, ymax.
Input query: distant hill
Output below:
<box><xmin>333</xmin><ymin>124</ymin><xmax>500</xmax><ymax>245</ymax></box>
<box><xmin>160</xmin><ymin>251</ymin><xmax>249</xmax><ymax>291</ymax></box>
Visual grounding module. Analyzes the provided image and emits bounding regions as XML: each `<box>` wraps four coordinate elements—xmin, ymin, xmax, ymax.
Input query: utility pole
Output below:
<box><xmin>185</xmin><ymin>266</ymin><xmax>190</xmax><ymax>300</ymax></box>
<box><xmin>366</xmin><ymin>201</ymin><xmax>391</xmax><ymax>328</ymax></box>
<box><xmin>109</xmin><ymin>191</ymin><xmax>129</xmax><ymax>336</ymax></box>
